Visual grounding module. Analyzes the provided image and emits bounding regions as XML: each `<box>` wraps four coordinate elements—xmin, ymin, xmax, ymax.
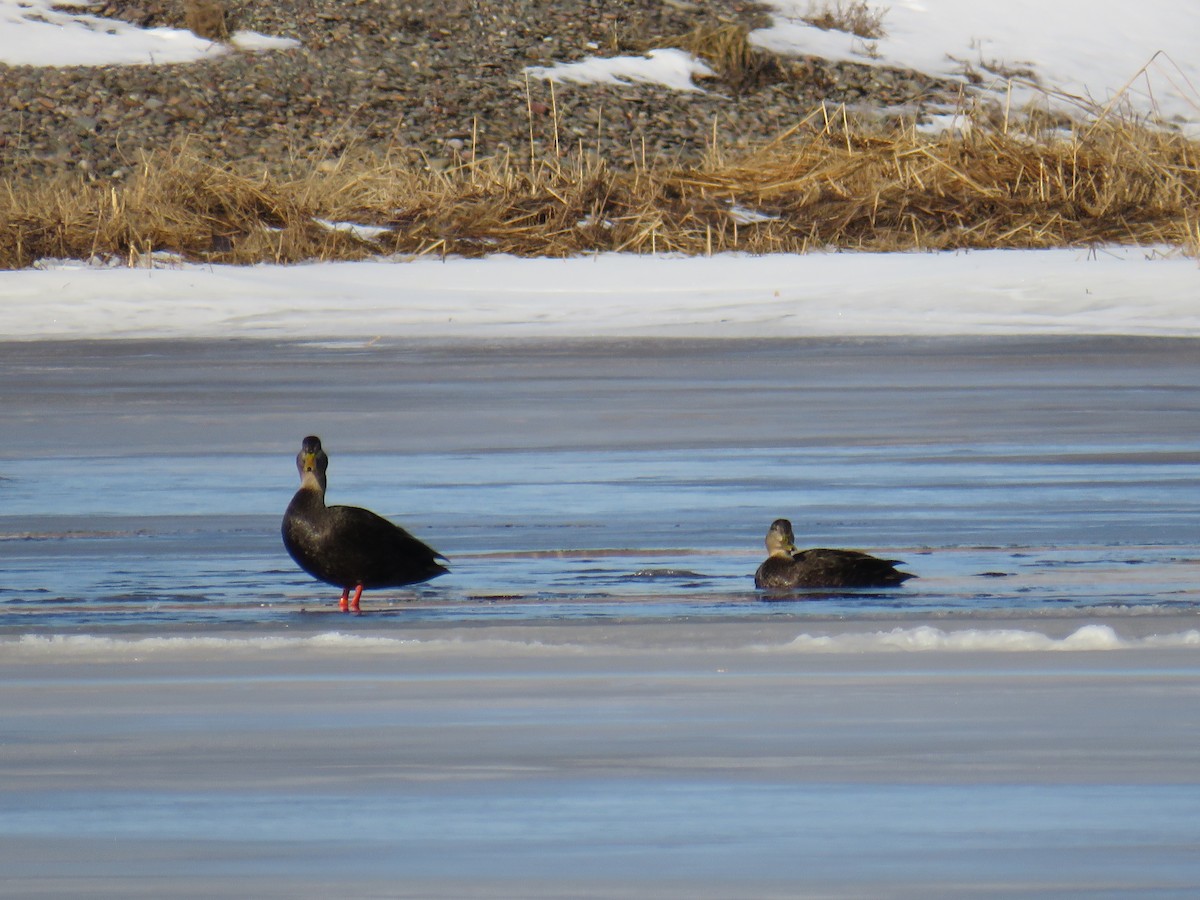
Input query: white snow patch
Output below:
<box><xmin>314</xmin><ymin>219</ymin><xmax>393</xmax><ymax>241</ymax></box>
<box><xmin>8</xmin><ymin>625</ymin><xmax>1200</xmax><ymax>659</ymax></box>
<box><xmin>0</xmin><ymin>0</ymin><xmax>296</xmax><ymax>66</ymax></box>
<box><xmin>527</xmin><ymin>48</ymin><xmax>715</xmax><ymax>92</ymax></box>
<box><xmin>777</xmin><ymin>624</ymin><xmax>1200</xmax><ymax>653</ymax></box>
<box><xmin>755</xmin><ymin>1</ymin><xmax>1200</xmax><ymax>131</ymax></box>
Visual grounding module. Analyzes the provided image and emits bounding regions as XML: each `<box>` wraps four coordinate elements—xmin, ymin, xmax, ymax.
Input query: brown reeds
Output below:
<box><xmin>802</xmin><ymin>1</ymin><xmax>888</xmax><ymax>40</ymax></box>
<box><xmin>663</xmin><ymin>23</ymin><xmax>785</xmax><ymax>94</ymax></box>
<box><xmin>1</xmin><ymin>112</ymin><xmax>1197</xmax><ymax>269</ymax></box>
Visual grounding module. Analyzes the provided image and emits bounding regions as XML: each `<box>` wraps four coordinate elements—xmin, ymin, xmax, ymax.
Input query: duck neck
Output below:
<box><xmin>766</xmin><ymin>536</ymin><xmax>795</xmax><ymax>559</ymax></box>
<box><xmin>298</xmin><ymin>468</ymin><xmax>327</xmax><ymax>501</ymax></box>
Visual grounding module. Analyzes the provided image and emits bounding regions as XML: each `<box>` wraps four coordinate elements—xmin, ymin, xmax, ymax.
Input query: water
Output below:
<box><xmin>1</xmin><ymin>443</ymin><xmax>1198</xmax><ymax>632</ymax></box>
<box><xmin>2</xmin><ymin>336</ymin><xmax>1199</xmax><ymax>898</ymax></box>
<box><xmin>2</xmin><ymin>335</ymin><xmax>1198</xmax><ymax>633</ymax></box>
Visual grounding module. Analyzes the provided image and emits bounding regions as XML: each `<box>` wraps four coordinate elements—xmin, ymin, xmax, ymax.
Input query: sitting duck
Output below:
<box><xmin>754</xmin><ymin>518</ymin><xmax>914</xmax><ymax>590</ymax></box>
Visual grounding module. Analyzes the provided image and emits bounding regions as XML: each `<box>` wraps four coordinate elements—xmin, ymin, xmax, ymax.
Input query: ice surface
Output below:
<box><xmin>3</xmin><ymin>636</ymin><xmax>1199</xmax><ymax>898</ymax></box>
<box><xmin>1</xmin><ymin>335</ymin><xmax>1198</xmax><ymax>895</ymax></box>
<box><xmin>7</xmin><ymin>622</ymin><xmax>1200</xmax><ymax>660</ymax></box>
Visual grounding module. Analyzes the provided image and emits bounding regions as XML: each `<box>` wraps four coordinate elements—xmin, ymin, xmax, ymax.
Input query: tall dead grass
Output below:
<box><xmin>802</xmin><ymin>1</ymin><xmax>888</xmax><ymax>40</ymax></box>
<box><xmin>663</xmin><ymin>23</ymin><xmax>785</xmax><ymax>94</ymax></box>
<box><xmin>1</xmin><ymin>111</ymin><xmax>1197</xmax><ymax>269</ymax></box>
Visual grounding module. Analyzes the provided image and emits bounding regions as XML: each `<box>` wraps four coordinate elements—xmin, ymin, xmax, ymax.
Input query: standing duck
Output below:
<box><xmin>282</xmin><ymin>435</ymin><xmax>448</xmax><ymax>611</ymax></box>
<box><xmin>754</xmin><ymin>518</ymin><xmax>913</xmax><ymax>590</ymax></box>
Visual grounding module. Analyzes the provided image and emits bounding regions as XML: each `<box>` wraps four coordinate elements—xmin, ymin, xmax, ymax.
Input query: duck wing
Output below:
<box><xmin>793</xmin><ymin>548</ymin><xmax>913</xmax><ymax>587</ymax></box>
<box><xmin>323</xmin><ymin>504</ymin><xmax>449</xmax><ymax>588</ymax></box>
<box><xmin>284</xmin><ymin>494</ymin><xmax>448</xmax><ymax>590</ymax></box>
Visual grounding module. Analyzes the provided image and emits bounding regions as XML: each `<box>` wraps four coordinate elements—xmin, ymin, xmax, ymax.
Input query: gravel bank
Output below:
<box><xmin>1</xmin><ymin>0</ymin><xmax>963</xmax><ymax>180</ymax></box>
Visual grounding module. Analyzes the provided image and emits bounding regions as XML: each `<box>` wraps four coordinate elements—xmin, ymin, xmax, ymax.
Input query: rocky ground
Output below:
<box><xmin>0</xmin><ymin>0</ymin><xmax>965</xmax><ymax>180</ymax></box>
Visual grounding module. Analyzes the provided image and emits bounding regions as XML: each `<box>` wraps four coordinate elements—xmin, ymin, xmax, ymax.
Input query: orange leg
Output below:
<box><xmin>339</xmin><ymin>587</ymin><xmax>350</xmax><ymax>612</ymax></box>
<box><xmin>350</xmin><ymin>584</ymin><xmax>364</xmax><ymax>613</ymax></box>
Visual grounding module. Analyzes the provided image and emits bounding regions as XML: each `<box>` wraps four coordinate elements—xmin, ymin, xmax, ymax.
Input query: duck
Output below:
<box><xmin>754</xmin><ymin>518</ymin><xmax>914</xmax><ymax>590</ymax></box>
<box><xmin>282</xmin><ymin>435</ymin><xmax>448</xmax><ymax>611</ymax></box>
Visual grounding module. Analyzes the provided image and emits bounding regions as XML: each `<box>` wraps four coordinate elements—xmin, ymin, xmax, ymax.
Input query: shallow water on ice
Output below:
<box><xmin>1</xmin><ymin>443</ymin><xmax>1197</xmax><ymax>634</ymax></box>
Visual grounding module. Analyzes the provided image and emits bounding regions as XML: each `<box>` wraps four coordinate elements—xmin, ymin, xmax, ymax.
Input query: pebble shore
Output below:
<box><xmin>1</xmin><ymin>0</ymin><xmax>963</xmax><ymax>179</ymax></box>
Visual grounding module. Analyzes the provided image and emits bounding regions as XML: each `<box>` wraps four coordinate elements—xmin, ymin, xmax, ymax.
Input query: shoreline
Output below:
<box><xmin>1</xmin><ymin>0</ymin><xmax>956</xmax><ymax>181</ymax></box>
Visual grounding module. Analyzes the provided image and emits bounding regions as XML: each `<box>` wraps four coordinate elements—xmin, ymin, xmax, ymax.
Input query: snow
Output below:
<box><xmin>780</xmin><ymin>623</ymin><xmax>1200</xmax><ymax>653</ymax></box>
<box><xmin>527</xmin><ymin>47</ymin><xmax>714</xmax><ymax>92</ymax></box>
<box><xmin>0</xmin><ymin>0</ymin><xmax>297</xmax><ymax>66</ymax></box>
<box><xmin>756</xmin><ymin>1</ymin><xmax>1200</xmax><ymax>131</ymax></box>
<box><xmin>4</xmin><ymin>248</ymin><xmax>1197</xmax><ymax>340</ymax></box>
<box><xmin>9</xmin><ymin>623</ymin><xmax>1200</xmax><ymax>659</ymax></box>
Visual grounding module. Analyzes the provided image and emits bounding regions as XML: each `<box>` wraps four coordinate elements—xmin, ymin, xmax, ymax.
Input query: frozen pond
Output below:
<box><xmin>2</xmin><ymin>335</ymin><xmax>1198</xmax><ymax>629</ymax></box>
<box><xmin>1</xmin><ymin>335</ymin><xmax>1199</xmax><ymax>897</ymax></box>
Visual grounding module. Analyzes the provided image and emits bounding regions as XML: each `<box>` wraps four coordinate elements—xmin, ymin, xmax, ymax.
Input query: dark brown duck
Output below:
<box><xmin>754</xmin><ymin>518</ymin><xmax>914</xmax><ymax>590</ymax></box>
<box><xmin>282</xmin><ymin>435</ymin><xmax>448</xmax><ymax>611</ymax></box>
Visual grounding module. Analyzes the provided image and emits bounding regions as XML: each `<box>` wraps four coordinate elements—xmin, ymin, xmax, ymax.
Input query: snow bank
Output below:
<box><xmin>4</xmin><ymin>249</ymin><xmax>1196</xmax><ymax>340</ymax></box>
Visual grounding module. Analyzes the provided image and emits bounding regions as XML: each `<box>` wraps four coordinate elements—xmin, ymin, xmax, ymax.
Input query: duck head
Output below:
<box><xmin>764</xmin><ymin>518</ymin><xmax>798</xmax><ymax>558</ymax></box>
<box><xmin>296</xmin><ymin>435</ymin><xmax>329</xmax><ymax>493</ymax></box>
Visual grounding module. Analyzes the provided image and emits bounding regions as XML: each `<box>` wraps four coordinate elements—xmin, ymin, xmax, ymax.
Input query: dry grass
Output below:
<box><xmin>183</xmin><ymin>0</ymin><xmax>229</xmax><ymax>42</ymax></box>
<box><xmin>663</xmin><ymin>23</ymin><xmax>785</xmax><ymax>94</ymax></box>
<box><xmin>2</xmin><ymin>111</ymin><xmax>1198</xmax><ymax>269</ymax></box>
<box><xmin>802</xmin><ymin>1</ymin><xmax>888</xmax><ymax>40</ymax></box>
